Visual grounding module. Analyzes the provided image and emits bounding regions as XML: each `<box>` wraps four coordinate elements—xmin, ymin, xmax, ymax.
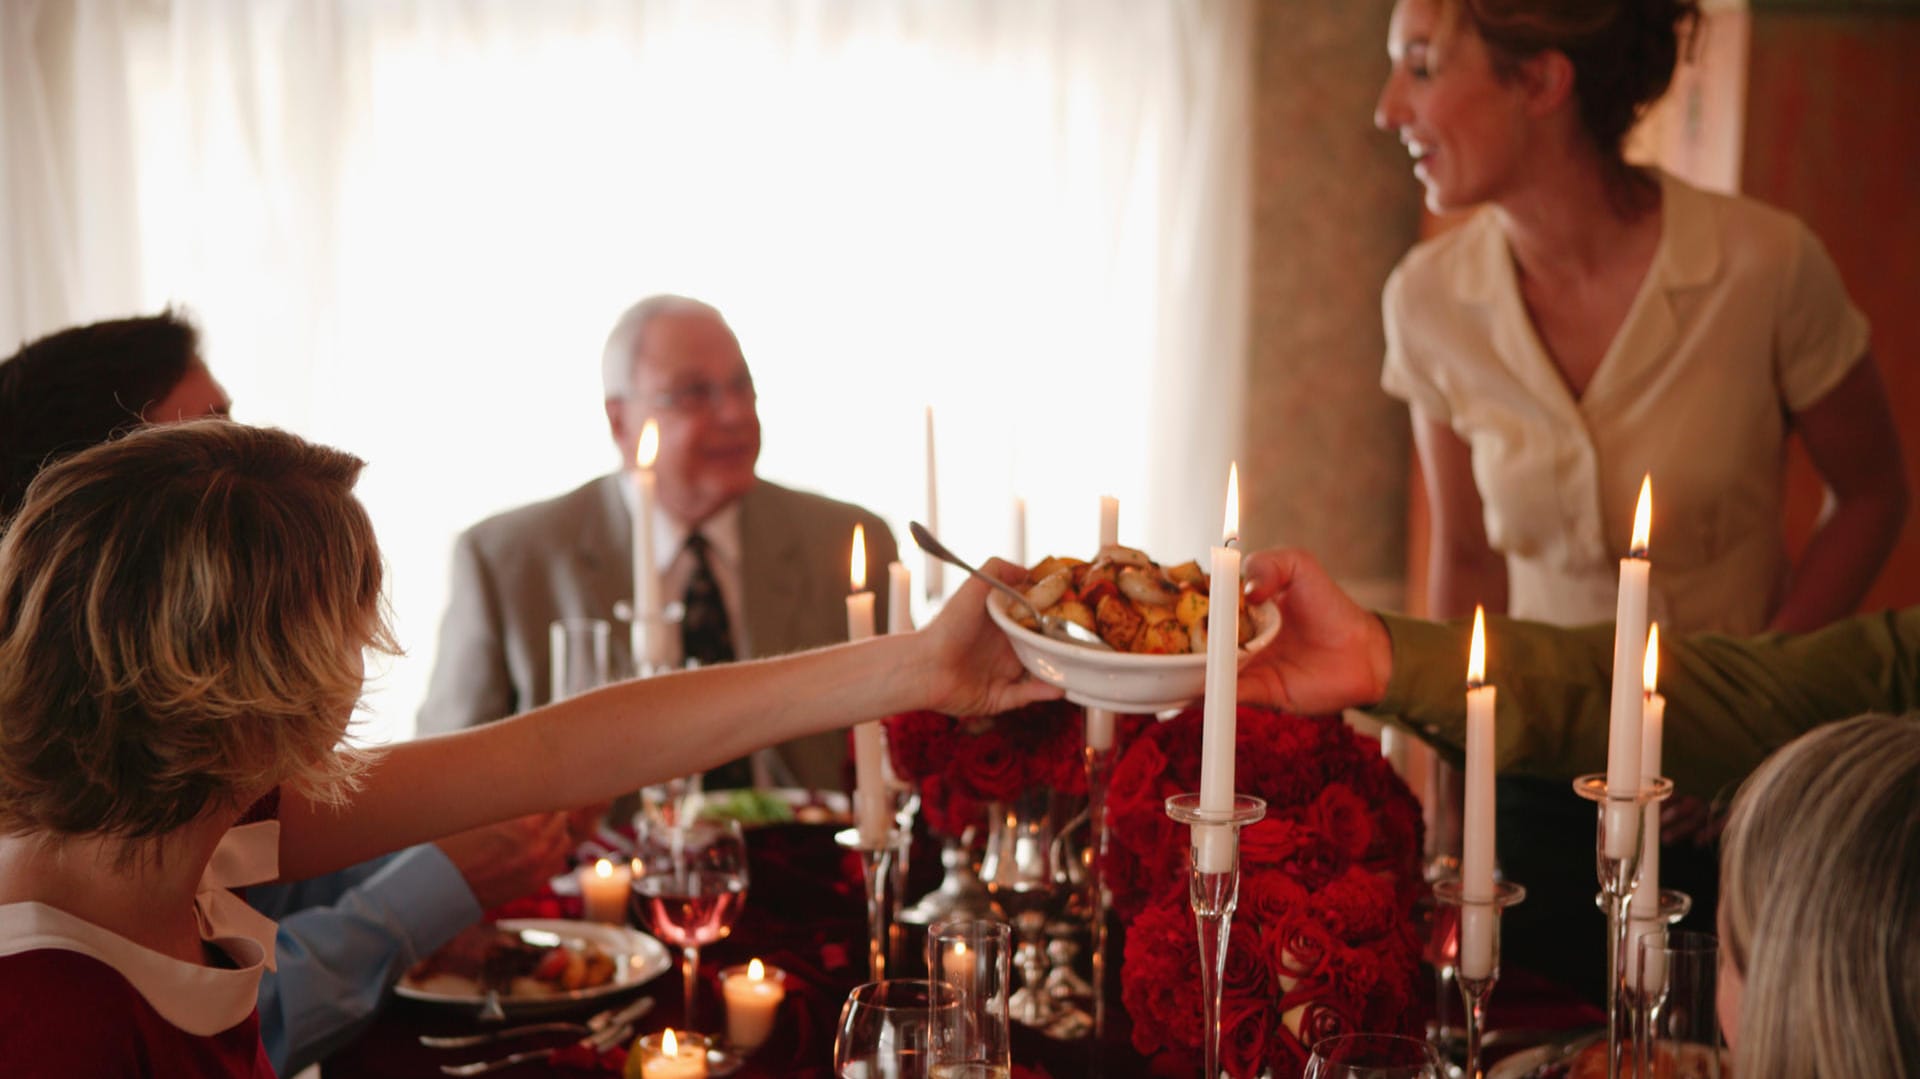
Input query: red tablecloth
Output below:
<box><xmin>323</xmin><ymin>824</ymin><xmax>1599</xmax><ymax>1078</ymax></box>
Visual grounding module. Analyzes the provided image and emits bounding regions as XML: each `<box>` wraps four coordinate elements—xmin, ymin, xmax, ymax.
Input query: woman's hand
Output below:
<box><xmin>916</xmin><ymin>558</ymin><xmax>1063</xmax><ymax>717</ymax></box>
<box><xmin>1238</xmin><ymin>547</ymin><xmax>1393</xmax><ymax>714</ymax></box>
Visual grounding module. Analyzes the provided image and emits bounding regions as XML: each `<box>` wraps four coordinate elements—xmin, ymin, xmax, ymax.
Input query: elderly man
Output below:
<box><xmin>419</xmin><ymin>295</ymin><xmax>898</xmax><ymax>790</ymax></box>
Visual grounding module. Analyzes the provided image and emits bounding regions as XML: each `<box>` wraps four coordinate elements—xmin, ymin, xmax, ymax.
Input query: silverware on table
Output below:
<box><xmin>431</xmin><ymin>996</ymin><xmax>655</xmax><ymax>1074</ymax></box>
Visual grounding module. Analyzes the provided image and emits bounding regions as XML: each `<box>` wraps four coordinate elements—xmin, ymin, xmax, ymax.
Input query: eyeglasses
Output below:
<box><xmin>641</xmin><ymin>372</ymin><xmax>758</xmax><ymax>414</ymax></box>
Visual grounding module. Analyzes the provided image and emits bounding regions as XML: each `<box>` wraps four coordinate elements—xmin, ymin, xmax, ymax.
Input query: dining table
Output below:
<box><xmin>322</xmin><ymin>820</ymin><xmax>1602</xmax><ymax>1078</ymax></box>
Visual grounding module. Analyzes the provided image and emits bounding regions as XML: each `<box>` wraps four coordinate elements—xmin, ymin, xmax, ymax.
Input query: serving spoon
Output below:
<box><xmin>909</xmin><ymin>521</ymin><xmax>1111</xmax><ymax>650</ymax></box>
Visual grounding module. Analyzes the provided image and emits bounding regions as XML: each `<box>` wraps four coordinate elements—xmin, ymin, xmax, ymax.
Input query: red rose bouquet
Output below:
<box><xmin>1107</xmin><ymin>706</ymin><xmax>1424</xmax><ymax>1078</ymax></box>
<box><xmin>883</xmin><ymin>700</ymin><xmax>1093</xmax><ymax>835</ymax></box>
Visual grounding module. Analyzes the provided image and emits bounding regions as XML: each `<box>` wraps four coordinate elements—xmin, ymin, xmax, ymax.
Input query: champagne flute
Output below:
<box><xmin>833</xmin><ymin>979</ymin><xmax>961</xmax><ymax>1079</ymax></box>
<box><xmin>1305</xmin><ymin>1033</ymin><xmax>1447</xmax><ymax>1079</ymax></box>
<box><xmin>632</xmin><ymin>816</ymin><xmax>749</xmax><ymax>1041</ymax></box>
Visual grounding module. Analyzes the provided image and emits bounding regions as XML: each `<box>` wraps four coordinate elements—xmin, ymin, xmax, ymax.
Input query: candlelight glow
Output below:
<box><xmin>662</xmin><ymin>1028</ymin><xmax>678</xmax><ymax>1055</ymax></box>
<box><xmin>636</xmin><ymin>419</ymin><xmax>660</xmax><ymax>470</ymax></box>
<box><xmin>594</xmin><ymin>857</ymin><xmax>613</xmax><ymax>880</ymax></box>
<box><xmin>1643</xmin><ymin>623</ymin><xmax>1661</xmax><ymax>694</ymax></box>
<box><xmin>850</xmin><ymin>525</ymin><xmax>867</xmax><ymax>591</ymax></box>
<box><xmin>1468</xmin><ymin>605</ymin><xmax>1487</xmax><ymax>687</ymax></box>
<box><xmin>1630</xmin><ymin>474</ymin><xmax>1652</xmax><ymax>557</ymax></box>
<box><xmin>1222</xmin><ymin>463</ymin><xmax>1240</xmax><ymax>544</ymax></box>
<box><xmin>748</xmin><ymin>958</ymin><xmax>765</xmax><ymax>980</ymax></box>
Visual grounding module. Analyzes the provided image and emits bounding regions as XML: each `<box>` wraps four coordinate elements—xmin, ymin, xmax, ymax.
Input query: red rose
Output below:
<box><xmin>952</xmin><ymin>727</ymin><xmax>1027</xmax><ymax>801</ymax></box>
<box><xmin>884</xmin><ymin>710</ymin><xmax>955</xmax><ymax>782</ymax></box>
<box><xmin>1309</xmin><ymin>783</ymin><xmax>1376</xmax><ymax>863</ymax></box>
<box><xmin>1289</xmin><ymin>999</ymin><xmax>1356</xmax><ymax>1055</ymax></box>
<box><xmin>1220</xmin><ymin>994</ymin><xmax>1272</xmax><ymax>1079</ymax></box>
<box><xmin>1122</xmin><ymin>901</ymin><xmax>1203</xmax><ymax>1057</ymax></box>
<box><xmin>1308</xmin><ymin>866</ymin><xmax>1398</xmax><ymax>943</ymax></box>
<box><xmin>1239</xmin><ymin>867</ymin><xmax>1311</xmax><ymax>928</ymax></box>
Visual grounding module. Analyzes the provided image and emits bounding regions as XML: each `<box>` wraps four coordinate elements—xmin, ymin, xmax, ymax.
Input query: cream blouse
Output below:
<box><xmin>1382</xmin><ymin>170</ymin><xmax>1869</xmax><ymax>633</ymax></box>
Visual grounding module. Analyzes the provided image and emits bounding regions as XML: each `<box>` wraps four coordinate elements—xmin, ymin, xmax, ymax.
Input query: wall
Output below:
<box><xmin>1245</xmin><ymin>0</ymin><xmax>1422</xmax><ymax>609</ymax></box>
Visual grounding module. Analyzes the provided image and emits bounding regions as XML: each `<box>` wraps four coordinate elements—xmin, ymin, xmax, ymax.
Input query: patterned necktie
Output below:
<box><xmin>682</xmin><ymin>533</ymin><xmax>752</xmax><ymax>789</ymax></box>
<box><xmin>680</xmin><ymin>533</ymin><xmax>736</xmax><ymax>666</ymax></box>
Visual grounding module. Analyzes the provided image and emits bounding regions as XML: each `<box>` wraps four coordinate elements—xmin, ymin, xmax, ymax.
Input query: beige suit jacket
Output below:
<box><xmin>417</xmin><ymin>474</ymin><xmax>900</xmax><ymax>790</ymax></box>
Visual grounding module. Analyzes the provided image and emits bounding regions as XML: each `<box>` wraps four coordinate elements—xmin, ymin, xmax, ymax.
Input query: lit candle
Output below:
<box><xmin>887</xmin><ymin>561</ymin><xmax>913</xmax><ymax>635</ymax></box>
<box><xmin>847</xmin><ymin>527</ymin><xmax>888</xmax><ymax>846</ymax></box>
<box><xmin>720</xmin><ymin>959</ymin><xmax>787</xmax><ymax>1051</ymax></box>
<box><xmin>578</xmin><ymin>857</ymin><xmax>632</xmax><ymax>925</ymax></box>
<box><xmin>637</xmin><ymin>1028</ymin><xmax>708</xmax><ymax>1079</ymax></box>
<box><xmin>1010</xmin><ymin>496</ymin><xmax>1027</xmax><ymax>568</ymax></box>
<box><xmin>1459</xmin><ymin>607</ymin><xmax>1497</xmax><ymax>980</ymax></box>
<box><xmin>940</xmin><ymin>938</ymin><xmax>976</xmax><ymax>995</ymax></box>
<box><xmin>631</xmin><ymin>420</ymin><xmax>669</xmax><ymax>674</ymax></box>
<box><xmin>1630</xmin><ymin>625</ymin><xmax>1666</xmax><ymax>918</ymax></box>
<box><xmin>1604</xmin><ymin>476</ymin><xmax>1653</xmax><ymax>858</ymax></box>
<box><xmin>1086</xmin><ymin>493</ymin><xmax>1120</xmax><ymax>752</ymax></box>
<box><xmin>1196</xmin><ymin>465</ymin><xmax>1241</xmax><ymax>872</ymax></box>
<box><xmin>924</xmin><ymin>406</ymin><xmax>943</xmax><ymax>604</ymax></box>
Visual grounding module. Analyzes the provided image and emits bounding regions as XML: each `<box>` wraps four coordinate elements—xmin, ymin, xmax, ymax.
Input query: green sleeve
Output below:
<box><xmin>1368</xmin><ymin>608</ymin><xmax>1920</xmax><ymax>802</ymax></box>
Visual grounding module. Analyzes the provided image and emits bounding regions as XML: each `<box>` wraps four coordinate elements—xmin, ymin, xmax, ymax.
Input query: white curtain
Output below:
<box><xmin>2</xmin><ymin>0</ymin><xmax>1251</xmax><ymax>744</ymax></box>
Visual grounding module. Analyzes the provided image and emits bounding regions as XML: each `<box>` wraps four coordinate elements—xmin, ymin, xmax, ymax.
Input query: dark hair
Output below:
<box><xmin>1456</xmin><ymin>0</ymin><xmax>1700</xmax><ymax>163</ymax></box>
<box><xmin>0</xmin><ymin>311</ymin><xmax>201</xmax><ymax>518</ymax></box>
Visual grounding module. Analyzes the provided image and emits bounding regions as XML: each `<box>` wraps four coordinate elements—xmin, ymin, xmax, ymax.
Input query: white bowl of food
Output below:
<box><xmin>984</xmin><ymin>548</ymin><xmax>1281</xmax><ymax>713</ymax></box>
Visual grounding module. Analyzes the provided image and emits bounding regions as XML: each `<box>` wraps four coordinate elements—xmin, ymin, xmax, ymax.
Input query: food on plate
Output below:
<box><xmin>1015</xmin><ymin>545</ymin><xmax>1254</xmax><ymax>654</ymax></box>
<box><xmin>404</xmin><ymin>923</ymin><xmax>617</xmax><ymax>998</ymax></box>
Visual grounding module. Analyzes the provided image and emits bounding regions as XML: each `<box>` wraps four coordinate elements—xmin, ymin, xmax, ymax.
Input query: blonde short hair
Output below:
<box><xmin>1720</xmin><ymin>713</ymin><xmax>1920</xmax><ymax>1077</ymax></box>
<box><xmin>0</xmin><ymin>420</ymin><xmax>396</xmax><ymax>841</ymax></box>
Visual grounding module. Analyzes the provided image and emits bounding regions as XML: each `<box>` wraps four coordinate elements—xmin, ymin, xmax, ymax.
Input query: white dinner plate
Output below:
<box><xmin>396</xmin><ymin>918</ymin><xmax>671</xmax><ymax>1016</ymax></box>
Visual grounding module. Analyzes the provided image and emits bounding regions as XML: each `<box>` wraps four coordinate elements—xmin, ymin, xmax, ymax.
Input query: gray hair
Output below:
<box><xmin>599</xmin><ymin>294</ymin><xmax>726</xmax><ymax>399</ymax></box>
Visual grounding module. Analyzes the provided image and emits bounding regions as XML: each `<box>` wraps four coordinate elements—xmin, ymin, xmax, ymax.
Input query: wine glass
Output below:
<box><xmin>1305</xmin><ymin>1033</ymin><xmax>1447</xmax><ymax>1079</ymax></box>
<box><xmin>631</xmin><ymin>816</ymin><xmax>749</xmax><ymax>1041</ymax></box>
<box><xmin>833</xmin><ymin>979</ymin><xmax>962</xmax><ymax>1079</ymax></box>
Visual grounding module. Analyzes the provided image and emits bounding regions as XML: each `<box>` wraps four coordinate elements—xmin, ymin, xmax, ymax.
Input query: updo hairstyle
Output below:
<box><xmin>1449</xmin><ymin>0</ymin><xmax>1701</xmax><ymax>161</ymax></box>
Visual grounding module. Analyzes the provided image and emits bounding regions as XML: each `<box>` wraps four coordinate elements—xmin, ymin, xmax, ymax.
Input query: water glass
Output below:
<box><xmin>1305</xmin><ymin>1033</ymin><xmax>1447</xmax><ymax>1079</ymax></box>
<box><xmin>549</xmin><ymin>616</ymin><xmax>612</xmax><ymax>701</ymax></box>
<box><xmin>927</xmin><ymin>918</ymin><xmax>1012</xmax><ymax>1075</ymax></box>
<box><xmin>1636</xmin><ymin>930</ymin><xmax>1723</xmax><ymax>1079</ymax></box>
<box><xmin>833</xmin><ymin>979</ymin><xmax>960</xmax><ymax>1079</ymax></box>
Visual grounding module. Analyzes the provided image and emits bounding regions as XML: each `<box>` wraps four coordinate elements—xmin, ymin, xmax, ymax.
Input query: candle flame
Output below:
<box><xmin>1468</xmin><ymin>605</ymin><xmax>1487</xmax><ymax>687</ymax></box>
<box><xmin>662</xmin><ymin>1028</ymin><xmax>678</xmax><ymax>1055</ymax></box>
<box><xmin>1643</xmin><ymin>623</ymin><xmax>1660</xmax><ymax>694</ymax></box>
<box><xmin>1630</xmin><ymin>474</ymin><xmax>1652</xmax><ymax>557</ymax></box>
<box><xmin>636</xmin><ymin>420</ymin><xmax>660</xmax><ymax>470</ymax></box>
<box><xmin>955</xmin><ymin>940</ymin><xmax>968</xmax><ymax>958</ymax></box>
<box><xmin>1222</xmin><ymin>463</ymin><xmax>1240</xmax><ymax>545</ymax></box>
<box><xmin>593</xmin><ymin>858</ymin><xmax>613</xmax><ymax>880</ymax></box>
<box><xmin>748</xmin><ymin>958</ymin><xmax>765</xmax><ymax>980</ymax></box>
<box><xmin>850</xmin><ymin>525</ymin><xmax>867</xmax><ymax>591</ymax></box>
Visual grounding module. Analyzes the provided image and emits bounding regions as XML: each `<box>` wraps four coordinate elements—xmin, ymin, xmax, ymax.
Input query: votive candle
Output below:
<box><xmin>578</xmin><ymin>857</ymin><xmax>632</xmax><ymax>925</ymax></box>
<box><xmin>720</xmin><ymin>959</ymin><xmax>786</xmax><ymax>1051</ymax></box>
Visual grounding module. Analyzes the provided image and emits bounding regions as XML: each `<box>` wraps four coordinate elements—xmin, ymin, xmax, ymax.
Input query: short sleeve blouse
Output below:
<box><xmin>1381</xmin><ymin>170</ymin><xmax>1869</xmax><ymax>633</ymax></box>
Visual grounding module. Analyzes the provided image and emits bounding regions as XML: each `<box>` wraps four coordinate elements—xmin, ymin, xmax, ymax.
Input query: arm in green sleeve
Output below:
<box><xmin>1367</xmin><ymin>608</ymin><xmax>1920</xmax><ymax>801</ymax></box>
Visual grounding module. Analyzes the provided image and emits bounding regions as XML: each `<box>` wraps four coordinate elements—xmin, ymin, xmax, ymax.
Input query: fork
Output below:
<box><xmin>433</xmin><ymin>997</ymin><xmax>654</xmax><ymax>1073</ymax></box>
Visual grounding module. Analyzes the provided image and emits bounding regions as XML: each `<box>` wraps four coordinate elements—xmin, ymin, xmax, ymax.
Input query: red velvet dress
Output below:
<box><xmin>0</xmin><ymin>949</ymin><xmax>273</xmax><ymax>1077</ymax></box>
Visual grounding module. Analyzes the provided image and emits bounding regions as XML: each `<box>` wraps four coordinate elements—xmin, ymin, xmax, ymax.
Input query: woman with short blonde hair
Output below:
<box><xmin>1719</xmin><ymin>713</ymin><xmax>1920</xmax><ymax>1077</ymax></box>
<box><xmin>0</xmin><ymin>419</ymin><xmax>1053</xmax><ymax>1075</ymax></box>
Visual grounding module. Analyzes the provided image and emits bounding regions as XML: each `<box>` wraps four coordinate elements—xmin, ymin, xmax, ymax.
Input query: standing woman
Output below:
<box><xmin>1375</xmin><ymin>0</ymin><xmax>1907</xmax><ymax>636</ymax></box>
<box><xmin>1370</xmin><ymin>0</ymin><xmax>1908</xmax><ymax>999</ymax></box>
